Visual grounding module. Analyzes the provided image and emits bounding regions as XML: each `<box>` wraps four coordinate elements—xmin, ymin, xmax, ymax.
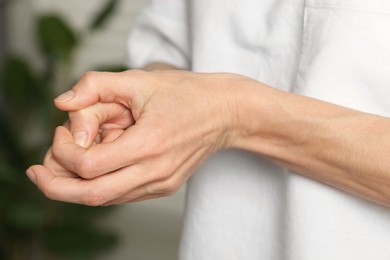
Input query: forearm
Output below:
<box><xmin>232</xmin><ymin>81</ymin><xmax>390</xmax><ymax>207</ymax></box>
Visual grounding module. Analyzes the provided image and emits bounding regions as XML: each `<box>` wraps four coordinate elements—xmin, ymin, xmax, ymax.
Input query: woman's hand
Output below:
<box><xmin>26</xmin><ymin>69</ymin><xmax>390</xmax><ymax>207</ymax></box>
<box><xmin>26</xmin><ymin>70</ymin><xmax>247</xmax><ymax>205</ymax></box>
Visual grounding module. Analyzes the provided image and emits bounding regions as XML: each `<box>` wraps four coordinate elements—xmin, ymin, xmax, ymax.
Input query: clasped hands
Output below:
<box><xmin>26</xmin><ymin>70</ymin><xmax>247</xmax><ymax>206</ymax></box>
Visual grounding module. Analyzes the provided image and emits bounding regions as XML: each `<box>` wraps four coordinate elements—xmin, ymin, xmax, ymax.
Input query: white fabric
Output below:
<box><xmin>128</xmin><ymin>0</ymin><xmax>390</xmax><ymax>259</ymax></box>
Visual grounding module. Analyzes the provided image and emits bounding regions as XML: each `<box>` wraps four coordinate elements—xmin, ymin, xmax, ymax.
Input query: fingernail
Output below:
<box><xmin>26</xmin><ymin>168</ymin><xmax>37</xmax><ymax>185</ymax></box>
<box><xmin>73</xmin><ymin>131</ymin><xmax>88</xmax><ymax>148</ymax></box>
<box><xmin>55</xmin><ymin>90</ymin><xmax>75</xmax><ymax>103</ymax></box>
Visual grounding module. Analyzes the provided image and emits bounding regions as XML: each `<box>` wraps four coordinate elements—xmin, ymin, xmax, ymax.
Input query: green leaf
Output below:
<box><xmin>0</xmin><ymin>102</ymin><xmax>27</xmax><ymax>166</ymax></box>
<box><xmin>1</xmin><ymin>55</ymin><xmax>41</xmax><ymax>109</ymax></box>
<box><xmin>36</xmin><ymin>14</ymin><xmax>78</xmax><ymax>61</ymax></box>
<box><xmin>89</xmin><ymin>0</ymin><xmax>119</xmax><ymax>31</ymax></box>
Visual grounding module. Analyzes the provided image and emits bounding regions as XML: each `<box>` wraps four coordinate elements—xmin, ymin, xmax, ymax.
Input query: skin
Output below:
<box><xmin>26</xmin><ymin>67</ymin><xmax>390</xmax><ymax>207</ymax></box>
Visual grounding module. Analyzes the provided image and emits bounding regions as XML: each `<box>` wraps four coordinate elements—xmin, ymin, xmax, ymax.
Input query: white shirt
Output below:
<box><xmin>128</xmin><ymin>0</ymin><xmax>390</xmax><ymax>259</ymax></box>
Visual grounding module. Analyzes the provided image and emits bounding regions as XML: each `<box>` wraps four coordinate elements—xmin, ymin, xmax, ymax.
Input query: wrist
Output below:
<box><xmin>211</xmin><ymin>73</ymin><xmax>265</xmax><ymax>150</ymax></box>
<box><xmin>229</xmin><ymin>79</ymin><xmax>297</xmax><ymax>157</ymax></box>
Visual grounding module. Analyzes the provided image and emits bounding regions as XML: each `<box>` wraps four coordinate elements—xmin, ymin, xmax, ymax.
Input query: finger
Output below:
<box><xmin>51</xmin><ymin>125</ymin><xmax>149</xmax><ymax>179</ymax></box>
<box><xmin>43</xmin><ymin>147</ymin><xmax>77</xmax><ymax>178</ymax></box>
<box><xmin>107</xmin><ymin>194</ymin><xmax>161</xmax><ymax>205</ymax></box>
<box><xmin>102</xmin><ymin>185</ymin><xmax>151</xmax><ymax>205</ymax></box>
<box><xmin>104</xmin><ymin>145</ymin><xmax>211</xmax><ymax>205</ymax></box>
<box><xmin>33</xmin><ymin>142</ymin><xmax>207</xmax><ymax>205</ymax></box>
<box><xmin>103</xmin><ymin>170</ymin><xmax>184</xmax><ymax>205</ymax></box>
<box><xmin>27</xmin><ymin>162</ymin><xmax>158</xmax><ymax>206</ymax></box>
<box><xmin>102</xmin><ymin>184</ymin><xmax>167</xmax><ymax>205</ymax></box>
<box><xmin>54</xmin><ymin>70</ymin><xmax>146</xmax><ymax>112</ymax></box>
<box><xmin>26</xmin><ymin>164</ymin><xmax>107</xmax><ymax>205</ymax></box>
<box><xmin>63</xmin><ymin>120</ymin><xmax>71</xmax><ymax>129</ymax></box>
<box><xmin>68</xmin><ymin>102</ymin><xmax>133</xmax><ymax>148</ymax></box>
<box><xmin>90</xmin><ymin>129</ymin><xmax>124</xmax><ymax>146</ymax></box>
<box><xmin>100</xmin><ymin>129</ymin><xmax>125</xmax><ymax>143</ymax></box>
<box><xmin>27</xmin><ymin>165</ymin><xmax>85</xmax><ymax>204</ymax></box>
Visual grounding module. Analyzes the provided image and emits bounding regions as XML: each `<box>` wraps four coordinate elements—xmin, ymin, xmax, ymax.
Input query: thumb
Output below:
<box><xmin>68</xmin><ymin>102</ymin><xmax>134</xmax><ymax>148</ymax></box>
<box><xmin>54</xmin><ymin>70</ymin><xmax>139</xmax><ymax>112</ymax></box>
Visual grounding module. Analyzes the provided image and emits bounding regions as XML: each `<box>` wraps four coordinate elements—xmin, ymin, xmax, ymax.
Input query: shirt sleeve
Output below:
<box><xmin>127</xmin><ymin>0</ymin><xmax>190</xmax><ymax>70</ymax></box>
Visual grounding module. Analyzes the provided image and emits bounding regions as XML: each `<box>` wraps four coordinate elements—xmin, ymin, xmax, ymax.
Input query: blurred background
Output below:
<box><xmin>0</xmin><ymin>0</ymin><xmax>186</xmax><ymax>259</ymax></box>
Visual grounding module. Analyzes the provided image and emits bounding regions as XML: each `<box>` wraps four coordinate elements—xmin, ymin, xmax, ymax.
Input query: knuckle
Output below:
<box><xmin>42</xmin><ymin>184</ymin><xmax>58</xmax><ymax>201</ymax></box>
<box><xmin>155</xmin><ymin>178</ymin><xmax>180</xmax><ymax>196</ymax></box>
<box><xmin>69</xmin><ymin>108</ymin><xmax>88</xmax><ymax>120</ymax></box>
<box><xmin>81</xmin><ymin>189</ymin><xmax>110</xmax><ymax>207</ymax></box>
<box><xmin>51</xmin><ymin>141</ymin><xmax>62</xmax><ymax>159</ymax></box>
<box><xmin>159</xmin><ymin>158</ymin><xmax>176</xmax><ymax>177</ymax></box>
<box><xmin>43</xmin><ymin>148</ymin><xmax>53</xmax><ymax>166</ymax></box>
<box><xmin>69</xmin><ymin>107</ymin><xmax>101</xmax><ymax>132</ymax></box>
<box><xmin>152</xmin><ymin>167</ymin><xmax>172</xmax><ymax>182</ymax></box>
<box><xmin>73</xmin><ymin>155</ymin><xmax>97</xmax><ymax>179</ymax></box>
<box><xmin>162</xmin><ymin>179</ymin><xmax>180</xmax><ymax>196</ymax></box>
<box><xmin>80</xmin><ymin>71</ymin><xmax>99</xmax><ymax>87</ymax></box>
<box><xmin>161</xmin><ymin>187</ymin><xmax>178</xmax><ymax>197</ymax></box>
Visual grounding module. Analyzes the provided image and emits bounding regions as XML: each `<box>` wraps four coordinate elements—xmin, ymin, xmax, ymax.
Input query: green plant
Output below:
<box><xmin>0</xmin><ymin>0</ymin><xmax>127</xmax><ymax>259</ymax></box>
